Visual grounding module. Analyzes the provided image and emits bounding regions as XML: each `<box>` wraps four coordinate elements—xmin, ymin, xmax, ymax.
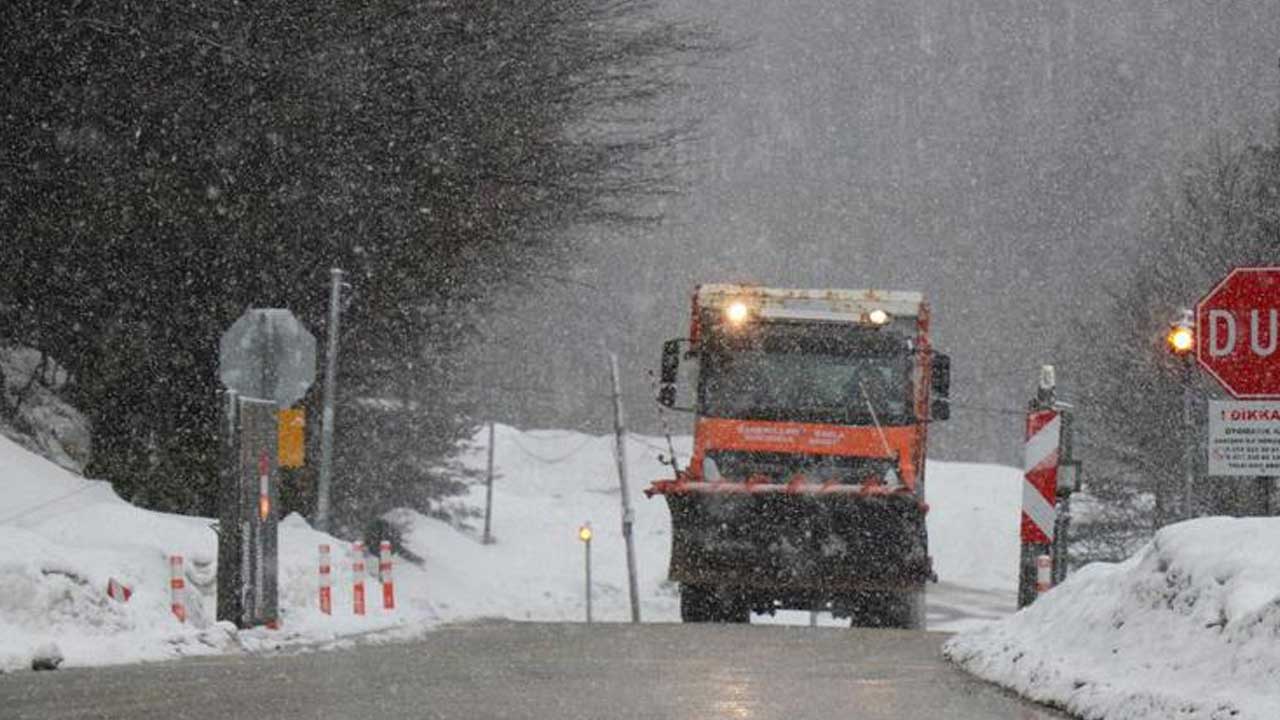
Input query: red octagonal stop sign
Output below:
<box><xmin>1196</xmin><ymin>267</ymin><xmax>1280</xmax><ymax>398</ymax></box>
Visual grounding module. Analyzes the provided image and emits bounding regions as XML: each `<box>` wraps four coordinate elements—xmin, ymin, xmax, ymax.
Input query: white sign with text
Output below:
<box><xmin>1208</xmin><ymin>400</ymin><xmax>1280</xmax><ymax>476</ymax></box>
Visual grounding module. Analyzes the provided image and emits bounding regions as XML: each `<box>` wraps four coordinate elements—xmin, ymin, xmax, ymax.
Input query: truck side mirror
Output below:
<box><xmin>660</xmin><ymin>339</ymin><xmax>681</xmax><ymax>384</ymax></box>
<box><xmin>930</xmin><ymin>352</ymin><xmax>951</xmax><ymax>421</ymax></box>
<box><xmin>658</xmin><ymin>384</ymin><xmax>677</xmax><ymax>408</ymax></box>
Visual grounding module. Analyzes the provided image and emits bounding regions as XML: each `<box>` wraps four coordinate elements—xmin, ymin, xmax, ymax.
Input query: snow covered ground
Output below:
<box><xmin>0</xmin><ymin>431</ymin><xmax>417</xmax><ymax>673</ymax></box>
<box><xmin>944</xmin><ymin>517</ymin><xmax>1280</xmax><ymax>720</ymax></box>
<box><xmin>0</xmin><ymin>423</ymin><xmax>1023</xmax><ymax>672</ymax></box>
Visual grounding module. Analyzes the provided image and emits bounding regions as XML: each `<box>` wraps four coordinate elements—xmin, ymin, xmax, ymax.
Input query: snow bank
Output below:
<box><xmin>392</xmin><ymin>427</ymin><xmax>1023</xmax><ymax>630</ymax></box>
<box><xmin>1</xmin><ymin>422</ymin><xmax>1025</xmax><ymax>671</ymax></box>
<box><xmin>944</xmin><ymin>517</ymin><xmax>1280</xmax><ymax>720</ymax></box>
<box><xmin>0</xmin><ymin>433</ymin><xmax>416</xmax><ymax>672</ymax></box>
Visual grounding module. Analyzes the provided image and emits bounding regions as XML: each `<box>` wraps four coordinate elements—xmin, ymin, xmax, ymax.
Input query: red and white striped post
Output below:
<box><xmin>1019</xmin><ymin>366</ymin><xmax>1062</xmax><ymax>608</ymax></box>
<box><xmin>1035</xmin><ymin>554</ymin><xmax>1053</xmax><ymax>595</ymax></box>
<box><xmin>169</xmin><ymin>555</ymin><xmax>187</xmax><ymax>623</ymax></box>
<box><xmin>352</xmin><ymin>542</ymin><xmax>366</xmax><ymax>616</ymax></box>
<box><xmin>107</xmin><ymin>577</ymin><xmax>132</xmax><ymax>603</ymax></box>
<box><xmin>318</xmin><ymin>544</ymin><xmax>333</xmax><ymax>615</ymax></box>
<box><xmin>379</xmin><ymin>540</ymin><xmax>395</xmax><ymax>611</ymax></box>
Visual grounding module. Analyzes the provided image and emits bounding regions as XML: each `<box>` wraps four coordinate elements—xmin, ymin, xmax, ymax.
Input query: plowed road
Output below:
<box><xmin>2</xmin><ymin>622</ymin><xmax>1066</xmax><ymax>719</ymax></box>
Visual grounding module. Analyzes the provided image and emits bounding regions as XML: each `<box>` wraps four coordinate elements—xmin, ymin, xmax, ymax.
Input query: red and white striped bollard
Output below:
<box><xmin>318</xmin><ymin>544</ymin><xmax>332</xmax><ymax>615</ymax></box>
<box><xmin>352</xmin><ymin>542</ymin><xmax>366</xmax><ymax>616</ymax></box>
<box><xmin>379</xmin><ymin>540</ymin><xmax>395</xmax><ymax>611</ymax></box>
<box><xmin>107</xmin><ymin>577</ymin><xmax>132</xmax><ymax>603</ymax></box>
<box><xmin>169</xmin><ymin>555</ymin><xmax>186</xmax><ymax>623</ymax></box>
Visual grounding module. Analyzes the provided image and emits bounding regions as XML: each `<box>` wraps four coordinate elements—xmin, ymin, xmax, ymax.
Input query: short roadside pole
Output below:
<box><xmin>318</xmin><ymin>544</ymin><xmax>333</xmax><ymax>615</ymax></box>
<box><xmin>379</xmin><ymin>540</ymin><xmax>395</xmax><ymax>610</ymax></box>
<box><xmin>216</xmin><ymin>308</ymin><xmax>317</xmax><ymax>629</ymax></box>
<box><xmin>352</xmin><ymin>542</ymin><xmax>367</xmax><ymax>616</ymax></box>
<box><xmin>579</xmin><ymin>523</ymin><xmax>593</xmax><ymax>624</ymax></box>
<box><xmin>170</xmin><ymin>555</ymin><xmax>187</xmax><ymax>623</ymax></box>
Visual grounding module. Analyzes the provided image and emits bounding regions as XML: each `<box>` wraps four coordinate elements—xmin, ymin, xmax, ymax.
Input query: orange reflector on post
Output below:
<box><xmin>277</xmin><ymin>408</ymin><xmax>306</xmax><ymax>468</ymax></box>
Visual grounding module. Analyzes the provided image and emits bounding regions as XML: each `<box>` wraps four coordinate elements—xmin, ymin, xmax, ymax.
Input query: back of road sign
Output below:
<box><xmin>219</xmin><ymin>309</ymin><xmax>317</xmax><ymax>406</ymax></box>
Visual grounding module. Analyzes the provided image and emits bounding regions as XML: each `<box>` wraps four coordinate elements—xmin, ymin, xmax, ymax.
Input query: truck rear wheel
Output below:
<box><xmin>680</xmin><ymin>584</ymin><xmax>750</xmax><ymax>623</ymax></box>
<box><xmin>845</xmin><ymin>589</ymin><xmax>925</xmax><ymax>630</ymax></box>
<box><xmin>680</xmin><ymin>584</ymin><xmax>714</xmax><ymax>622</ymax></box>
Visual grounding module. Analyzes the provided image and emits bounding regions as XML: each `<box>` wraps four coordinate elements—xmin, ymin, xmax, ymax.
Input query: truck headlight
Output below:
<box><xmin>725</xmin><ymin>301</ymin><xmax>750</xmax><ymax>325</ymax></box>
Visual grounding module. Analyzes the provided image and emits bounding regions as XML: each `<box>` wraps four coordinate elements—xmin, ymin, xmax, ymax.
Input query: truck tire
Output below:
<box><xmin>680</xmin><ymin>584</ymin><xmax>750</xmax><ymax>623</ymax></box>
<box><xmin>680</xmin><ymin>584</ymin><xmax>715</xmax><ymax>622</ymax></box>
<box><xmin>846</xmin><ymin>589</ymin><xmax>926</xmax><ymax>630</ymax></box>
<box><xmin>717</xmin><ymin>592</ymin><xmax>751</xmax><ymax>624</ymax></box>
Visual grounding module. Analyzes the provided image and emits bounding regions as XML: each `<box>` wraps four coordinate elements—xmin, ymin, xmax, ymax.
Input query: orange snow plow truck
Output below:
<box><xmin>647</xmin><ymin>285</ymin><xmax>950</xmax><ymax>628</ymax></box>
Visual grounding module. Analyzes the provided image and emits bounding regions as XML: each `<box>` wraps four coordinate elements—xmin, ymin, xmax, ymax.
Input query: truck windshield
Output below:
<box><xmin>697</xmin><ymin>320</ymin><xmax>915</xmax><ymax>426</ymax></box>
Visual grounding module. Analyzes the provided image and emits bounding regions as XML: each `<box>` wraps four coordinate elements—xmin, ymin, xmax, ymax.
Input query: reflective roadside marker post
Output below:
<box><xmin>352</xmin><ymin>542</ymin><xmax>367</xmax><ymax>616</ymax></box>
<box><xmin>581</xmin><ymin>520</ymin><xmax>593</xmax><ymax>622</ymax></box>
<box><xmin>1019</xmin><ymin>366</ymin><xmax>1061</xmax><ymax>609</ymax></box>
<box><xmin>170</xmin><ymin>555</ymin><xmax>187</xmax><ymax>623</ymax></box>
<box><xmin>318</xmin><ymin>544</ymin><xmax>332</xmax><ymax>615</ymax></box>
<box><xmin>379</xmin><ymin>540</ymin><xmax>395</xmax><ymax>611</ymax></box>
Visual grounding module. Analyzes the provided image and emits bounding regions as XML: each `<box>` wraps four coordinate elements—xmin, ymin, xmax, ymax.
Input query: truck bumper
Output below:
<box><xmin>662</xmin><ymin>490</ymin><xmax>931</xmax><ymax>594</ymax></box>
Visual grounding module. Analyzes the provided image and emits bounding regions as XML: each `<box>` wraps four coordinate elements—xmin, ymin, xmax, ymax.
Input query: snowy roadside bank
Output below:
<box><xmin>0</xmin><ymin>435</ymin><xmax>423</xmax><ymax>673</ymax></box>
<box><xmin>1</xmin><ymin>423</ymin><xmax>1024</xmax><ymax>672</ymax></box>
<box><xmin>943</xmin><ymin>517</ymin><xmax>1280</xmax><ymax>720</ymax></box>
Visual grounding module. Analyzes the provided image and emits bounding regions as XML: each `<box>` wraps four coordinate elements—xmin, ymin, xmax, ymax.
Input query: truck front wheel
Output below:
<box><xmin>680</xmin><ymin>584</ymin><xmax>750</xmax><ymax>623</ymax></box>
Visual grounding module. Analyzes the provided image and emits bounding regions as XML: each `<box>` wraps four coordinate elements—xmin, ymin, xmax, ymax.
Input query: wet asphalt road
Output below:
<box><xmin>1</xmin><ymin>621</ymin><xmax>1068</xmax><ymax>720</ymax></box>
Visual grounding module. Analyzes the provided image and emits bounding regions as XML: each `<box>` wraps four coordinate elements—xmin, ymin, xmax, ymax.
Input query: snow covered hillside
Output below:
<box><xmin>944</xmin><ymin>517</ymin><xmax>1280</xmax><ymax>720</ymax></box>
<box><xmin>1</xmin><ymin>423</ymin><xmax>1024</xmax><ymax>671</ymax></box>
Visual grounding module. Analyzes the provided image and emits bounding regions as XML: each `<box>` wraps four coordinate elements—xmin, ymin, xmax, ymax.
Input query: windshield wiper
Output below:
<box><xmin>857</xmin><ymin>380</ymin><xmax>894</xmax><ymax>456</ymax></box>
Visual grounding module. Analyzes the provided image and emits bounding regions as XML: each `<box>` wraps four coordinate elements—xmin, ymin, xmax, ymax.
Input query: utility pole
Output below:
<box><xmin>1182</xmin><ymin>359</ymin><xmax>1197</xmax><ymax>520</ymax></box>
<box><xmin>608</xmin><ymin>351</ymin><xmax>642</xmax><ymax>623</ymax></box>
<box><xmin>316</xmin><ymin>268</ymin><xmax>345</xmax><ymax>532</ymax></box>
<box><xmin>483</xmin><ymin>421</ymin><xmax>495</xmax><ymax>544</ymax></box>
<box><xmin>215</xmin><ymin>390</ymin><xmax>242</xmax><ymax>624</ymax></box>
<box><xmin>1166</xmin><ymin>309</ymin><xmax>1196</xmax><ymax>522</ymax></box>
